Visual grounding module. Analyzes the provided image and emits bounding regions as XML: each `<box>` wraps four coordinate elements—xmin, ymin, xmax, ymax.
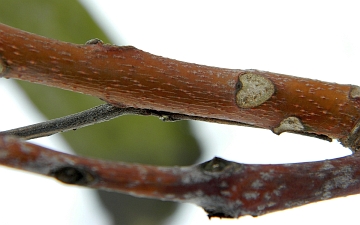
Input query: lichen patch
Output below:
<box><xmin>236</xmin><ymin>73</ymin><xmax>275</xmax><ymax>108</ymax></box>
<box><xmin>320</xmin><ymin>161</ymin><xmax>335</xmax><ymax>171</ymax></box>
<box><xmin>273</xmin><ymin>117</ymin><xmax>305</xmax><ymax>134</ymax></box>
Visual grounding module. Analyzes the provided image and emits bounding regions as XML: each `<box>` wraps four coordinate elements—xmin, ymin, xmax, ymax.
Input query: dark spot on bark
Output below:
<box><xmin>235</xmin><ymin>79</ymin><xmax>242</xmax><ymax>93</ymax></box>
<box><xmin>51</xmin><ymin>166</ymin><xmax>95</xmax><ymax>185</ymax></box>
<box><xmin>206</xmin><ymin>209</ymin><xmax>234</xmax><ymax>219</ymax></box>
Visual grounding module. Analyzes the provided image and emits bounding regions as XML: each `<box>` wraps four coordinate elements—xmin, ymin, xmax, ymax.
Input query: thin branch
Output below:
<box><xmin>0</xmin><ymin>103</ymin><xmax>254</xmax><ymax>140</ymax></box>
<box><xmin>1</xmin><ymin>23</ymin><xmax>360</xmax><ymax>150</ymax></box>
<box><xmin>1</xmin><ymin>135</ymin><xmax>360</xmax><ymax>218</ymax></box>
<box><xmin>0</xmin><ymin>103</ymin><xmax>124</xmax><ymax>139</ymax></box>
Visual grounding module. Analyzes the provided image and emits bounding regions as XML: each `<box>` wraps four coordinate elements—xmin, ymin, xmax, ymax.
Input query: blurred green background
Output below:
<box><xmin>0</xmin><ymin>1</ymin><xmax>201</xmax><ymax>224</ymax></box>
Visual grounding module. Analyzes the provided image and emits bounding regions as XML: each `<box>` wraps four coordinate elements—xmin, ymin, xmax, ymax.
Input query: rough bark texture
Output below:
<box><xmin>1</xmin><ymin>23</ymin><xmax>360</xmax><ymax>150</ymax></box>
<box><xmin>1</xmin><ymin>135</ymin><xmax>360</xmax><ymax>218</ymax></box>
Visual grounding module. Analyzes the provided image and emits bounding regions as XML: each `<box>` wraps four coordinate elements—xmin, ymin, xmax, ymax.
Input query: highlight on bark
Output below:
<box><xmin>1</xmin><ymin>22</ymin><xmax>360</xmax><ymax>219</ymax></box>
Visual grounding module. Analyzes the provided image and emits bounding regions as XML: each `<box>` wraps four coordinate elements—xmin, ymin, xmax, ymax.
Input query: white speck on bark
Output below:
<box><xmin>320</xmin><ymin>161</ymin><xmax>335</xmax><ymax>171</ymax></box>
<box><xmin>263</xmin><ymin>192</ymin><xmax>271</xmax><ymax>200</ymax></box>
<box><xmin>220</xmin><ymin>191</ymin><xmax>232</xmax><ymax>197</ymax></box>
<box><xmin>260</xmin><ymin>170</ymin><xmax>274</xmax><ymax>181</ymax></box>
<box><xmin>220</xmin><ymin>181</ymin><xmax>229</xmax><ymax>188</ymax></box>
<box><xmin>243</xmin><ymin>192</ymin><xmax>259</xmax><ymax>200</ymax></box>
<box><xmin>257</xmin><ymin>205</ymin><xmax>266</xmax><ymax>211</ymax></box>
<box><xmin>251</xmin><ymin>179</ymin><xmax>264</xmax><ymax>189</ymax></box>
<box><xmin>180</xmin><ymin>167</ymin><xmax>212</xmax><ymax>184</ymax></box>
<box><xmin>165</xmin><ymin>194</ymin><xmax>176</xmax><ymax>199</ymax></box>
<box><xmin>284</xmin><ymin>200</ymin><xmax>310</xmax><ymax>208</ymax></box>
<box><xmin>273</xmin><ymin>184</ymin><xmax>286</xmax><ymax>197</ymax></box>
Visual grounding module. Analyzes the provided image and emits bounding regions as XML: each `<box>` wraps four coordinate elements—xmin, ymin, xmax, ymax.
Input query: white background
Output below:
<box><xmin>1</xmin><ymin>1</ymin><xmax>360</xmax><ymax>224</ymax></box>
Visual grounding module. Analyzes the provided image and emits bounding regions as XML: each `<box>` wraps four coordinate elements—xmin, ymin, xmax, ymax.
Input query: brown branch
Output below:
<box><xmin>1</xmin><ymin>135</ymin><xmax>360</xmax><ymax>218</ymax></box>
<box><xmin>1</xmin><ymin>23</ymin><xmax>360</xmax><ymax>150</ymax></box>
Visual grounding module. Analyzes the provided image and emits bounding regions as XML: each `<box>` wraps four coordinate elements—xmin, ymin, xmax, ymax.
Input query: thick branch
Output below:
<box><xmin>1</xmin><ymin>135</ymin><xmax>359</xmax><ymax>218</ymax></box>
<box><xmin>1</xmin><ymin>23</ymin><xmax>360</xmax><ymax>150</ymax></box>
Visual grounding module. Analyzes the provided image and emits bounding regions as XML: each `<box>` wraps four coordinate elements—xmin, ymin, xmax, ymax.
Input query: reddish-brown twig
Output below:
<box><xmin>1</xmin><ymin>23</ymin><xmax>360</xmax><ymax>150</ymax></box>
<box><xmin>1</xmin><ymin>135</ymin><xmax>359</xmax><ymax>218</ymax></box>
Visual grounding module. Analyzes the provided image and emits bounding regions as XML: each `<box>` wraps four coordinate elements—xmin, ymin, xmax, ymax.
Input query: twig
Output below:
<box><xmin>0</xmin><ymin>103</ymin><xmax>254</xmax><ymax>140</ymax></box>
<box><xmin>1</xmin><ymin>135</ymin><xmax>360</xmax><ymax>218</ymax></box>
<box><xmin>1</xmin><ymin>23</ymin><xmax>360</xmax><ymax>150</ymax></box>
<box><xmin>0</xmin><ymin>104</ymin><xmax>124</xmax><ymax>139</ymax></box>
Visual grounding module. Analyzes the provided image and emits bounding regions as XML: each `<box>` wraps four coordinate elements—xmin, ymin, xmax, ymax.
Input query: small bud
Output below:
<box><xmin>85</xmin><ymin>38</ymin><xmax>103</xmax><ymax>45</ymax></box>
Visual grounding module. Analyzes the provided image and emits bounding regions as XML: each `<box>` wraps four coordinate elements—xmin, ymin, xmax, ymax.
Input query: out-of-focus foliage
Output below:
<box><xmin>0</xmin><ymin>1</ymin><xmax>201</xmax><ymax>224</ymax></box>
